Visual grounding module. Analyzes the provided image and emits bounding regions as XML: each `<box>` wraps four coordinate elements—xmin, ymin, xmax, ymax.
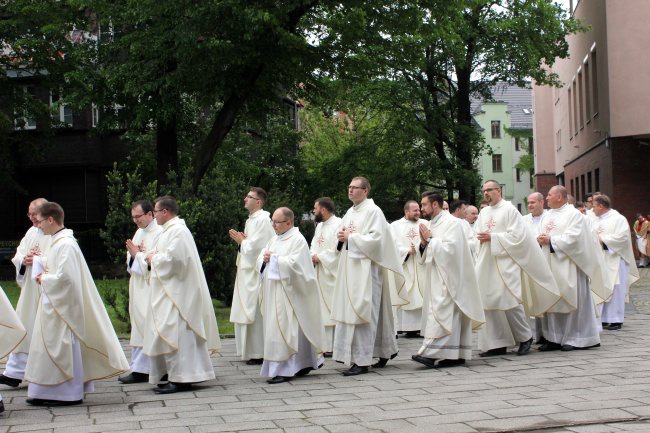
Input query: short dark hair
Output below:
<box><xmin>421</xmin><ymin>191</ymin><xmax>444</xmax><ymax>207</ymax></box>
<box><xmin>351</xmin><ymin>176</ymin><xmax>371</xmax><ymax>192</ymax></box>
<box><xmin>38</xmin><ymin>202</ymin><xmax>65</xmax><ymax>225</ymax></box>
<box><xmin>449</xmin><ymin>200</ymin><xmax>467</xmax><ymax>214</ymax></box>
<box><xmin>593</xmin><ymin>194</ymin><xmax>611</xmax><ymax>209</ymax></box>
<box><xmin>316</xmin><ymin>197</ymin><xmax>336</xmax><ymax>213</ymax></box>
<box><xmin>132</xmin><ymin>200</ymin><xmax>154</xmax><ymax>215</ymax></box>
<box><xmin>403</xmin><ymin>200</ymin><xmax>419</xmax><ymax>212</ymax></box>
<box><xmin>154</xmin><ymin>195</ymin><xmax>179</xmax><ymax>215</ymax></box>
<box><xmin>249</xmin><ymin>187</ymin><xmax>268</xmax><ymax>205</ymax></box>
<box><xmin>575</xmin><ymin>201</ymin><xmax>585</xmax><ymax>208</ymax></box>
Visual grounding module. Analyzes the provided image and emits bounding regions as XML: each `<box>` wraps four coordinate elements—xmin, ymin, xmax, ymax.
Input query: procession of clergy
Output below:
<box><xmin>0</xmin><ymin>176</ymin><xmax>638</xmax><ymax>410</ymax></box>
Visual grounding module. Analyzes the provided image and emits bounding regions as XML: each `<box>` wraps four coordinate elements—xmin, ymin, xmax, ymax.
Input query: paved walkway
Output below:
<box><xmin>2</xmin><ymin>269</ymin><xmax>650</xmax><ymax>433</ymax></box>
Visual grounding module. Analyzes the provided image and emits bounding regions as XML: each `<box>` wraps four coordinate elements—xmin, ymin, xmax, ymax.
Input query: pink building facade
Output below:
<box><xmin>533</xmin><ymin>0</ymin><xmax>650</xmax><ymax>222</ymax></box>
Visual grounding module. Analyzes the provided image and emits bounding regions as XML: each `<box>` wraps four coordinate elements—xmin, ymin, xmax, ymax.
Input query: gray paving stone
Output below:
<box><xmin>545</xmin><ymin>408</ymin><xmax>639</xmax><ymax>425</ymax></box>
<box><xmin>191</xmin><ymin>421</ymin><xmax>276</xmax><ymax>433</ymax></box>
<box><xmin>467</xmin><ymin>415</ymin><xmax>553</xmax><ymax>431</ymax></box>
<box><xmin>53</xmin><ymin>422</ymin><xmax>141</xmax><ymax>433</ymax></box>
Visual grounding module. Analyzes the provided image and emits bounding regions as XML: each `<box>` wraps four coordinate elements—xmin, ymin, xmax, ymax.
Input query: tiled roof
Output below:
<box><xmin>470</xmin><ymin>83</ymin><xmax>532</xmax><ymax>130</ymax></box>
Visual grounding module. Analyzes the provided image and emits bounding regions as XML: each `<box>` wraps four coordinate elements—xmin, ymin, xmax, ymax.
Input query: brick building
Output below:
<box><xmin>532</xmin><ymin>0</ymin><xmax>650</xmax><ymax>222</ymax></box>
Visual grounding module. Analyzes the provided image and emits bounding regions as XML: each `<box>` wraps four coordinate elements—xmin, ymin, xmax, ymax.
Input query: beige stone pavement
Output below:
<box><xmin>2</xmin><ymin>269</ymin><xmax>650</xmax><ymax>433</ymax></box>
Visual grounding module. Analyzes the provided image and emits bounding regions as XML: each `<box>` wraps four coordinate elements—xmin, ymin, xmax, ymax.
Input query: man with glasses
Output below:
<box><xmin>25</xmin><ymin>202</ymin><xmax>128</xmax><ymax>406</ymax></box>
<box><xmin>229</xmin><ymin>187</ymin><xmax>275</xmax><ymax>364</ymax></box>
<box><xmin>118</xmin><ymin>200</ymin><xmax>162</xmax><ymax>384</ymax></box>
<box><xmin>0</xmin><ymin>198</ymin><xmax>50</xmax><ymax>389</ymax></box>
<box><xmin>257</xmin><ymin>207</ymin><xmax>326</xmax><ymax>384</ymax></box>
<box><xmin>331</xmin><ymin>176</ymin><xmax>404</xmax><ymax>376</ymax></box>
<box><xmin>474</xmin><ymin>180</ymin><xmax>560</xmax><ymax>358</ymax></box>
<box><xmin>143</xmin><ymin>196</ymin><xmax>221</xmax><ymax>393</ymax></box>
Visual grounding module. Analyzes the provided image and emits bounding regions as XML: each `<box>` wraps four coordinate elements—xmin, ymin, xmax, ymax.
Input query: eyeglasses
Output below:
<box><xmin>482</xmin><ymin>187</ymin><xmax>499</xmax><ymax>193</ymax></box>
<box><xmin>348</xmin><ymin>186</ymin><xmax>365</xmax><ymax>190</ymax></box>
<box><xmin>271</xmin><ymin>220</ymin><xmax>289</xmax><ymax>225</ymax></box>
<box><xmin>35</xmin><ymin>218</ymin><xmax>47</xmax><ymax>224</ymax></box>
<box><xmin>246</xmin><ymin>194</ymin><xmax>260</xmax><ymax>200</ymax></box>
<box><xmin>131</xmin><ymin>213</ymin><xmax>145</xmax><ymax>220</ymax></box>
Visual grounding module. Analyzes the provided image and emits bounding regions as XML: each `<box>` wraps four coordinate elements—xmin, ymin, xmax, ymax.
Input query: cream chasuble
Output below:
<box><xmin>310</xmin><ymin>215</ymin><xmax>342</xmax><ymax>330</ymax></box>
<box><xmin>0</xmin><ymin>286</ymin><xmax>26</xmax><ymax>360</ymax></box>
<box><xmin>474</xmin><ymin>200</ymin><xmax>561</xmax><ymax>316</ymax></box>
<box><xmin>10</xmin><ymin>227</ymin><xmax>50</xmax><ymax>355</ymax></box>
<box><xmin>594</xmin><ymin>209</ymin><xmax>639</xmax><ymax>293</ymax></box>
<box><xmin>419</xmin><ymin>212</ymin><xmax>485</xmax><ymax>339</ymax></box>
<box><xmin>258</xmin><ymin>227</ymin><xmax>326</xmax><ymax>362</ymax></box>
<box><xmin>127</xmin><ymin>219</ymin><xmax>162</xmax><ymax>347</ymax></box>
<box><xmin>460</xmin><ymin>219</ymin><xmax>479</xmax><ymax>260</ymax></box>
<box><xmin>389</xmin><ymin>217</ymin><xmax>426</xmax><ymax>312</ymax></box>
<box><xmin>331</xmin><ymin>198</ymin><xmax>406</xmax><ymax>326</ymax></box>
<box><xmin>230</xmin><ymin>210</ymin><xmax>274</xmax><ymax>324</ymax></box>
<box><xmin>144</xmin><ymin>217</ymin><xmax>221</xmax><ymax>363</ymax></box>
<box><xmin>24</xmin><ymin>230</ymin><xmax>129</xmax><ymax>386</ymax></box>
<box><xmin>538</xmin><ymin>204</ymin><xmax>611</xmax><ymax>306</ymax></box>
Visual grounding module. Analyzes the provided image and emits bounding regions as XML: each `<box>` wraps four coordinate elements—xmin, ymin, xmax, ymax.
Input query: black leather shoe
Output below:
<box><xmin>404</xmin><ymin>331</ymin><xmax>421</xmax><ymax>339</ymax></box>
<box><xmin>342</xmin><ymin>364</ymin><xmax>368</xmax><ymax>376</ymax></box>
<box><xmin>606</xmin><ymin>323</ymin><xmax>622</xmax><ymax>330</ymax></box>
<box><xmin>26</xmin><ymin>398</ymin><xmax>82</xmax><ymax>407</ymax></box>
<box><xmin>372</xmin><ymin>352</ymin><xmax>398</xmax><ymax>368</ymax></box>
<box><xmin>246</xmin><ymin>358</ymin><xmax>263</xmax><ymax>365</ymax></box>
<box><xmin>539</xmin><ymin>342</ymin><xmax>562</xmax><ymax>352</ymax></box>
<box><xmin>153</xmin><ymin>382</ymin><xmax>193</xmax><ymax>394</ymax></box>
<box><xmin>267</xmin><ymin>376</ymin><xmax>292</xmax><ymax>384</ymax></box>
<box><xmin>479</xmin><ymin>347</ymin><xmax>507</xmax><ymax>357</ymax></box>
<box><xmin>535</xmin><ymin>336</ymin><xmax>548</xmax><ymax>346</ymax></box>
<box><xmin>0</xmin><ymin>374</ymin><xmax>21</xmax><ymax>388</ymax></box>
<box><xmin>118</xmin><ymin>372</ymin><xmax>149</xmax><ymax>384</ymax></box>
<box><xmin>436</xmin><ymin>358</ymin><xmax>466</xmax><ymax>368</ymax></box>
<box><xmin>294</xmin><ymin>367</ymin><xmax>313</xmax><ymax>377</ymax></box>
<box><xmin>517</xmin><ymin>338</ymin><xmax>533</xmax><ymax>356</ymax></box>
<box><xmin>411</xmin><ymin>354</ymin><xmax>437</xmax><ymax>368</ymax></box>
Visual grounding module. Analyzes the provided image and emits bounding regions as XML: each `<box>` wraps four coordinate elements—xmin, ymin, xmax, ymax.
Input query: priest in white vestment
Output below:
<box><xmin>310</xmin><ymin>197</ymin><xmax>342</xmax><ymax>353</ymax></box>
<box><xmin>633</xmin><ymin>214</ymin><xmax>649</xmax><ymax>267</ymax></box>
<box><xmin>331</xmin><ymin>177</ymin><xmax>405</xmax><ymax>376</ymax></box>
<box><xmin>0</xmin><ymin>198</ymin><xmax>50</xmax><ymax>389</ymax></box>
<box><xmin>537</xmin><ymin>186</ymin><xmax>610</xmax><ymax>351</ymax></box>
<box><xmin>257</xmin><ymin>208</ymin><xmax>326</xmax><ymax>384</ymax></box>
<box><xmin>592</xmin><ymin>194</ymin><xmax>639</xmax><ymax>331</ymax></box>
<box><xmin>229</xmin><ymin>187</ymin><xmax>275</xmax><ymax>364</ymax></box>
<box><xmin>522</xmin><ymin>192</ymin><xmax>548</xmax><ymax>343</ymax></box>
<box><xmin>390</xmin><ymin>200</ymin><xmax>427</xmax><ymax>337</ymax></box>
<box><xmin>451</xmin><ymin>200</ymin><xmax>479</xmax><ymax>260</ymax></box>
<box><xmin>118</xmin><ymin>200</ymin><xmax>162</xmax><ymax>384</ymax></box>
<box><xmin>0</xmin><ymin>285</ymin><xmax>27</xmax><ymax>413</ymax></box>
<box><xmin>143</xmin><ymin>196</ymin><xmax>221</xmax><ymax>394</ymax></box>
<box><xmin>411</xmin><ymin>192</ymin><xmax>485</xmax><ymax>368</ymax></box>
<box><xmin>24</xmin><ymin>202</ymin><xmax>129</xmax><ymax>406</ymax></box>
<box><xmin>465</xmin><ymin>205</ymin><xmax>479</xmax><ymax>227</ymax></box>
<box><xmin>474</xmin><ymin>180</ymin><xmax>561</xmax><ymax>357</ymax></box>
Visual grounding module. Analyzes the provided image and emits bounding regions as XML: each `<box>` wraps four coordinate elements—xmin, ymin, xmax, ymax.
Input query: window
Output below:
<box><xmin>529</xmin><ymin>173</ymin><xmax>534</xmax><ymax>189</ymax></box>
<box><xmin>572</xmin><ymin>79</ymin><xmax>578</xmax><ymax>136</ymax></box>
<box><xmin>595</xmin><ymin>168</ymin><xmax>600</xmax><ymax>191</ymax></box>
<box><xmin>491</xmin><ymin>121</ymin><xmax>501</xmax><ymax>138</ymax></box>
<box><xmin>92</xmin><ymin>104</ymin><xmax>99</xmax><ymax>127</ymax></box>
<box><xmin>567</xmin><ymin>88</ymin><xmax>573</xmax><ymax>137</ymax></box>
<box><xmin>14</xmin><ymin>86</ymin><xmax>37</xmax><ymax>130</ymax></box>
<box><xmin>591</xmin><ymin>46</ymin><xmax>599</xmax><ymax>116</ymax></box>
<box><xmin>515</xmin><ymin>138</ymin><xmax>520</xmax><ymax>151</ymax></box>
<box><xmin>516</xmin><ymin>168</ymin><xmax>522</xmax><ymax>182</ymax></box>
<box><xmin>570</xmin><ymin>178</ymin><xmax>575</xmax><ymax>197</ymax></box>
<box><xmin>50</xmin><ymin>89</ymin><xmax>73</xmax><ymax>126</ymax></box>
<box><xmin>528</xmin><ymin>137</ymin><xmax>533</xmax><ymax>152</ymax></box>
<box><xmin>581</xmin><ymin>175</ymin><xmax>586</xmax><ymax>199</ymax></box>
<box><xmin>492</xmin><ymin>154</ymin><xmax>503</xmax><ymax>172</ymax></box>
<box><xmin>587</xmin><ymin>171</ymin><xmax>592</xmax><ymax>192</ymax></box>
<box><xmin>575</xmin><ymin>177</ymin><xmax>580</xmax><ymax>200</ymax></box>
<box><xmin>577</xmin><ymin>69</ymin><xmax>584</xmax><ymax>129</ymax></box>
<box><xmin>584</xmin><ymin>59</ymin><xmax>591</xmax><ymax>120</ymax></box>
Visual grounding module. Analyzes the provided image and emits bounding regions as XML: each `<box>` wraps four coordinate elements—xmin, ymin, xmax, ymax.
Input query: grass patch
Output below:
<box><xmin>1</xmin><ymin>279</ymin><xmax>234</xmax><ymax>338</ymax></box>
